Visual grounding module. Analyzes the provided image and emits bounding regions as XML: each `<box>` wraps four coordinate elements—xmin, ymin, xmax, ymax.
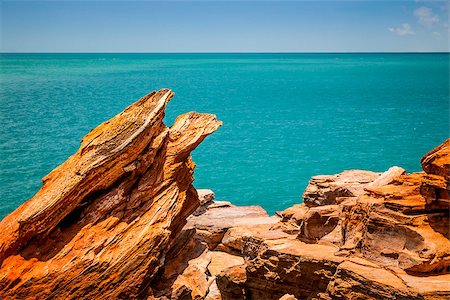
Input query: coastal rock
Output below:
<box><xmin>221</xmin><ymin>223</ymin><xmax>292</xmax><ymax>253</ymax></box>
<box><xmin>1</xmin><ymin>88</ymin><xmax>448</xmax><ymax>300</ymax></box>
<box><xmin>216</xmin><ymin>265</ymin><xmax>247</xmax><ymax>299</ymax></box>
<box><xmin>326</xmin><ymin>259</ymin><xmax>420</xmax><ymax>299</ymax></box>
<box><xmin>0</xmin><ymin>89</ymin><xmax>221</xmax><ymax>299</ymax></box>
<box><xmin>192</xmin><ymin>189</ymin><xmax>216</xmax><ymax>216</ymax></box>
<box><xmin>281</xmin><ymin>203</ymin><xmax>340</xmax><ymax>243</ymax></box>
<box><xmin>353</xmin><ymin>173</ymin><xmax>450</xmax><ymax>273</ymax></box>
<box><xmin>208</xmin><ymin>251</ymin><xmax>245</xmax><ymax>276</ymax></box>
<box><xmin>421</xmin><ymin>138</ymin><xmax>450</xmax><ymax>180</ymax></box>
<box><xmin>213</xmin><ymin>139</ymin><xmax>450</xmax><ymax>299</ymax></box>
<box><xmin>197</xmin><ymin>189</ymin><xmax>215</xmax><ymax>204</ymax></box>
<box><xmin>367</xmin><ymin>166</ymin><xmax>406</xmax><ymax>187</ymax></box>
<box><xmin>302</xmin><ymin>170</ymin><xmax>380</xmax><ymax>207</ymax></box>
<box><xmin>148</xmin><ymin>198</ymin><xmax>271</xmax><ymax>299</ymax></box>
<box><xmin>185</xmin><ymin>204</ymin><xmax>277</xmax><ymax>250</ymax></box>
<box><xmin>241</xmin><ymin>237</ymin><xmax>344</xmax><ymax>299</ymax></box>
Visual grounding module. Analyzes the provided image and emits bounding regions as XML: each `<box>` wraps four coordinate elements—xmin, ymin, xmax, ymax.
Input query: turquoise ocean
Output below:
<box><xmin>0</xmin><ymin>53</ymin><xmax>449</xmax><ymax>217</ymax></box>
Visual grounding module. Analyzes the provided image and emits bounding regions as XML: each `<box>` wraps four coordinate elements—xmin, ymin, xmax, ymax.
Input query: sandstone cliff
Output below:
<box><xmin>0</xmin><ymin>90</ymin><xmax>448</xmax><ymax>299</ymax></box>
<box><xmin>0</xmin><ymin>89</ymin><xmax>221</xmax><ymax>299</ymax></box>
<box><xmin>148</xmin><ymin>139</ymin><xmax>450</xmax><ymax>300</ymax></box>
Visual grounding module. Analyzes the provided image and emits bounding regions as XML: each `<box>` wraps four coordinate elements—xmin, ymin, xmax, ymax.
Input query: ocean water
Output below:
<box><xmin>0</xmin><ymin>53</ymin><xmax>449</xmax><ymax>217</ymax></box>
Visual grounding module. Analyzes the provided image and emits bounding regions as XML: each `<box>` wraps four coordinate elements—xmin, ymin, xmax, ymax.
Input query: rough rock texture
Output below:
<box><xmin>185</xmin><ymin>203</ymin><xmax>279</xmax><ymax>250</ymax></box>
<box><xmin>421</xmin><ymin>139</ymin><xmax>450</xmax><ymax>180</ymax></box>
<box><xmin>148</xmin><ymin>201</ymin><xmax>278</xmax><ymax>299</ymax></box>
<box><xmin>197</xmin><ymin>189</ymin><xmax>215</xmax><ymax>206</ymax></box>
<box><xmin>0</xmin><ymin>89</ymin><xmax>221</xmax><ymax>299</ymax></box>
<box><xmin>237</xmin><ymin>139</ymin><xmax>450</xmax><ymax>299</ymax></box>
<box><xmin>152</xmin><ymin>139</ymin><xmax>449</xmax><ymax>300</ymax></box>
<box><xmin>1</xmin><ymin>91</ymin><xmax>448</xmax><ymax>300</ymax></box>
<box><xmin>302</xmin><ymin>170</ymin><xmax>381</xmax><ymax>207</ymax></box>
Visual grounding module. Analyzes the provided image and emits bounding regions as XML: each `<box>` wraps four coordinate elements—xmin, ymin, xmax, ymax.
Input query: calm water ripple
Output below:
<box><xmin>0</xmin><ymin>53</ymin><xmax>449</xmax><ymax>216</ymax></box>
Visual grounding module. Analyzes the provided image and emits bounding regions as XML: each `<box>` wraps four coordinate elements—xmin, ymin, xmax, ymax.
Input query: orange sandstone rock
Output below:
<box><xmin>421</xmin><ymin>138</ymin><xmax>450</xmax><ymax>180</ymax></box>
<box><xmin>0</xmin><ymin>89</ymin><xmax>221</xmax><ymax>299</ymax></box>
<box><xmin>149</xmin><ymin>139</ymin><xmax>449</xmax><ymax>300</ymax></box>
<box><xmin>0</xmin><ymin>91</ymin><xmax>448</xmax><ymax>300</ymax></box>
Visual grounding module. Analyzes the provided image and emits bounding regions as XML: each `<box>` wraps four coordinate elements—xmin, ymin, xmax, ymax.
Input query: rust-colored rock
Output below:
<box><xmin>0</xmin><ymin>89</ymin><xmax>221</xmax><ymax>299</ymax></box>
<box><xmin>421</xmin><ymin>138</ymin><xmax>450</xmax><ymax>180</ymax></box>
<box><xmin>302</xmin><ymin>170</ymin><xmax>381</xmax><ymax>207</ymax></box>
<box><xmin>211</xmin><ymin>139</ymin><xmax>450</xmax><ymax>299</ymax></box>
<box><xmin>1</xmin><ymin>92</ymin><xmax>448</xmax><ymax>300</ymax></box>
<box><xmin>155</xmin><ymin>140</ymin><xmax>450</xmax><ymax>300</ymax></box>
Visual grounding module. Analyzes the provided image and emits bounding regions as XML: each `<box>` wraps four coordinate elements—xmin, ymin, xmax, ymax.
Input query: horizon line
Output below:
<box><xmin>1</xmin><ymin>51</ymin><xmax>450</xmax><ymax>54</ymax></box>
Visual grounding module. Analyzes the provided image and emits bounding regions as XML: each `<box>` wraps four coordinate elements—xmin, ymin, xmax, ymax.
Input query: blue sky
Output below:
<box><xmin>1</xmin><ymin>0</ymin><xmax>449</xmax><ymax>52</ymax></box>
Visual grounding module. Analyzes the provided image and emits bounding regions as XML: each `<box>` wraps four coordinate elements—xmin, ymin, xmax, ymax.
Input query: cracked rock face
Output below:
<box><xmin>0</xmin><ymin>89</ymin><xmax>221</xmax><ymax>299</ymax></box>
<box><xmin>154</xmin><ymin>139</ymin><xmax>449</xmax><ymax>300</ymax></box>
<box><xmin>0</xmin><ymin>89</ymin><xmax>448</xmax><ymax>300</ymax></box>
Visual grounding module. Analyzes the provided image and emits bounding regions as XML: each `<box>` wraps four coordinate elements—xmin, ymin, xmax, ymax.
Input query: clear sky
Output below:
<box><xmin>1</xmin><ymin>0</ymin><xmax>449</xmax><ymax>52</ymax></box>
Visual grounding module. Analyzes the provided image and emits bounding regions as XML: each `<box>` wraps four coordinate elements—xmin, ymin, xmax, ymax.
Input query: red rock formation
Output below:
<box><xmin>0</xmin><ymin>90</ymin><xmax>448</xmax><ymax>300</ymax></box>
<box><xmin>0</xmin><ymin>89</ymin><xmax>221</xmax><ymax>299</ymax></box>
<box><xmin>421</xmin><ymin>139</ymin><xmax>450</xmax><ymax>180</ymax></box>
<box><xmin>155</xmin><ymin>139</ymin><xmax>449</xmax><ymax>300</ymax></box>
<box><xmin>238</xmin><ymin>139</ymin><xmax>450</xmax><ymax>299</ymax></box>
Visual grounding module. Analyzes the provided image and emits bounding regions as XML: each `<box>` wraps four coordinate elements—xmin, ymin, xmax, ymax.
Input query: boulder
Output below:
<box><xmin>367</xmin><ymin>166</ymin><xmax>406</xmax><ymax>187</ymax></box>
<box><xmin>197</xmin><ymin>189</ymin><xmax>216</xmax><ymax>205</ymax></box>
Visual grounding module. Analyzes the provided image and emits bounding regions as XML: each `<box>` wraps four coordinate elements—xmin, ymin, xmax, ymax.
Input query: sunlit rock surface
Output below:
<box><xmin>0</xmin><ymin>90</ymin><xmax>448</xmax><ymax>300</ymax></box>
<box><xmin>149</xmin><ymin>139</ymin><xmax>449</xmax><ymax>300</ymax></box>
<box><xmin>0</xmin><ymin>89</ymin><xmax>221</xmax><ymax>299</ymax></box>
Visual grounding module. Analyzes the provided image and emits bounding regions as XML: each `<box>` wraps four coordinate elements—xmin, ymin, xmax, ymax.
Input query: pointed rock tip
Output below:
<box><xmin>80</xmin><ymin>89</ymin><xmax>174</xmax><ymax>146</ymax></box>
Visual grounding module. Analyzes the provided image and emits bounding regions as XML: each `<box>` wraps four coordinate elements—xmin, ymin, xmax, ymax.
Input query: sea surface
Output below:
<box><xmin>0</xmin><ymin>53</ymin><xmax>449</xmax><ymax>217</ymax></box>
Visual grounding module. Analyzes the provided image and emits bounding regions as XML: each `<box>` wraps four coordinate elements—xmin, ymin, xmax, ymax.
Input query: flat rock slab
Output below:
<box><xmin>208</xmin><ymin>251</ymin><xmax>245</xmax><ymax>276</ymax></box>
<box><xmin>186</xmin><ymin>205</ymin><xmax>276</xmax><ymax>230</ymax></box>
<box><xmin>222</xmin><ymin>223</ymin><xmax>293</xmax><ymax>251</ymax></box>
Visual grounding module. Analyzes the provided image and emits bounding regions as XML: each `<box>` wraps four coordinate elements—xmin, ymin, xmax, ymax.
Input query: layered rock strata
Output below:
<box><xmin>149</xmin><ymin>139</ymin><xmax>450</xmax><ymax>300</ymax></box>
<box><xmin>0</xmin><ymin>91</ymin><xmax>448</xmax><ymax>300</ymax></box>
<box><xmin>0</xmin><ymin>89</ymin><xmax>221</xmax><ymax>299</ymax></box>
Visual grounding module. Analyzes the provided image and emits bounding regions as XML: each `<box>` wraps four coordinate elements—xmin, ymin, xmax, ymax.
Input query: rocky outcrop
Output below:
<box><xmin>302</xmin><ymin>170</ymin><xmax>382</xmax><ymax>207</ymax></box>
<box><xmin>151</xmin><ymin>139</ymin><xmax>449</xmax><ymax>300</ymax></box>
<box><xmin>421</xmin><ymin>139</ymin><xmax>450</xmax><ymax>180</ymax></box>
<box><xmin>0</xmin><ymin>89</ymin><xmax>448</xmax><ymax>300</ymax></box>
<box><xmin>0</xmin><ymin>89</ymin><xmax>221</xmax><ymax>299</ymax></box>
<box><xmin>237</xmin><ymin>139</ymin><xmax>450</xmax><ymax>299</ymax></box>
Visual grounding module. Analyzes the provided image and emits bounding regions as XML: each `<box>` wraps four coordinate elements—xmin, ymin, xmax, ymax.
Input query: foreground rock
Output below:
<box><xmin>0</xmin><ymin>90</ymin><xmax>448</xmax><ymax>300</ymax></box>
<box><xmin>0</xmin><ymin>89</ymin><xmax>221</xmax><ymax>299</ymax></box>
<box><xmin>149</xmin><ymin>139</ymin><xmax>450</xmax><ymax>300</ymax></box>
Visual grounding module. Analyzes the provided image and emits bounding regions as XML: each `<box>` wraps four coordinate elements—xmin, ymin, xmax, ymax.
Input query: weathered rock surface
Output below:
<box><xmin>302</xmin><ymin>170</ymin><xmax>381</xmax><ymax>207</ymax></box>
<box><xmin>185</xmin><ymin>204</ymin><xmax>279</xmax><ymax>250</ymax></box>
<box><xmin>161</xmin><ymin>139</ymin><xmax>449</xmax><ymax>300</ymax></box>
<box><xmin>197</xmin><ymin>189</ymin><xmax>216</xmax><ymax>206</ymax></box>
<box><xmin>1</xmin><ymin>90</ymin><xmax>448</xmax><ymax>300</ymax></box>
<box><xmin>237</xmin><ymin>139</ymin><xmax>450</xmax><ymax>299</ymax></box>
<box><xmin>0</xmin><ymin>89</ymin><xmax>221</xmax><ymax>299</ymax></box>
<box><xmin>421</xmin><ymin>138</ymin><xmax>450</xmax><ymax>180</ymax></box>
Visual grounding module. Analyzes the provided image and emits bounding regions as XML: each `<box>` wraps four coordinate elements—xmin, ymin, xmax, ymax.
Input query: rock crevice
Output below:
<box><xmin>0</xmin><ymin>90</ymin><xmax>448</xmax><ymax>300</ymax></box>
<box><xmin>0</xmin><ymin>89</ymin><xmax>221</xmax><ymax>299</ymax></box>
